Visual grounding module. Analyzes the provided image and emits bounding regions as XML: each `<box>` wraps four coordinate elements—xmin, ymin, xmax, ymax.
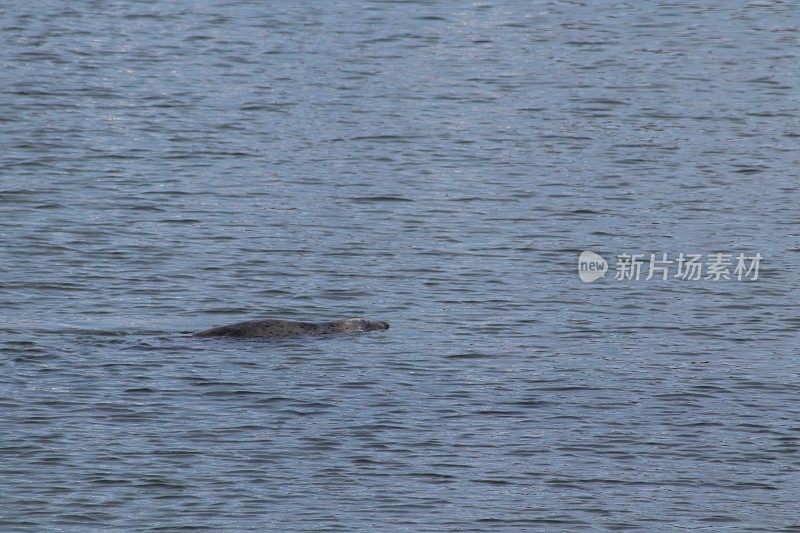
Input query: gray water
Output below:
<box><xmin>1</xmin><ymin>1</ymin><xmax>799</xmax><ymax>531</ymax></box>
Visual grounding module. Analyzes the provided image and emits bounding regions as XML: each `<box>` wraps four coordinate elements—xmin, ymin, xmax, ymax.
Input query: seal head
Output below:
<box><xmin>333</xmin><ymin>318</ymin><xmax>390</xmax><ymax>333</ymax></box>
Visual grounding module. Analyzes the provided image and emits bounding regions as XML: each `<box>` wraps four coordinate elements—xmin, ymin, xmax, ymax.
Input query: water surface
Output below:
<box><xmin>1</xmin><ymin>1</ymin><xmax>799</xmax><ymax>531</ymax></box>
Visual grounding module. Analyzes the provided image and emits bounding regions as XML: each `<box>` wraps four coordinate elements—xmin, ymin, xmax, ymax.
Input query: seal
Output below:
<box><xmin>193</xmin><ymin>318</ymin><xmax>389</xmax><ymax>338</ymax></box>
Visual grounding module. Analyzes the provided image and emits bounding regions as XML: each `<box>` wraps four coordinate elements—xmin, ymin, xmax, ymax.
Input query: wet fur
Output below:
<box><xmin>194</xmin><ymin>318</ymin><xmax>389</xmax><ymax>338</ymax></box>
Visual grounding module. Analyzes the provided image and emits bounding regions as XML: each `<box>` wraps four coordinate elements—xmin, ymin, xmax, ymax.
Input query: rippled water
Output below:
<box><xmin>2</xmin><ymin>1</ymin><xmax>799</xmax><ymax>531</ymax></box>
